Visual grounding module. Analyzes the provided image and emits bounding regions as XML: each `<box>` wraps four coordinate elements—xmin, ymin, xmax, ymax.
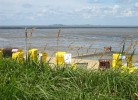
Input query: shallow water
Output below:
<box><xmin>0</xmin><ymin>28</ymin><xmax>138</xmax><ymax>59</ymax></box>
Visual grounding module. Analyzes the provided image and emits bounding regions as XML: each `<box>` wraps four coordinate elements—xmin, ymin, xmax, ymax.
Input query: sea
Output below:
<box><xmin>0</xmin><ymin>27</ymin><xmax>138</xmax><ymax>59</ymax></box>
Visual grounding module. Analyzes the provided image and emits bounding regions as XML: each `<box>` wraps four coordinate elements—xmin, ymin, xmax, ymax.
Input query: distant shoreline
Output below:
<box><xmin>0</xmin><ymin>25</ymin><xmax>138</xmax><ymax>29</ymax></box>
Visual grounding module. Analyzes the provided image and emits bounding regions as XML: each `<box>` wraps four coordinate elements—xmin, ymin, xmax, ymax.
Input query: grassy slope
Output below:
<box><xmin>0</xmin><ymin>59</ymin><xmax>138</xmax><ymax>99</ymax></box>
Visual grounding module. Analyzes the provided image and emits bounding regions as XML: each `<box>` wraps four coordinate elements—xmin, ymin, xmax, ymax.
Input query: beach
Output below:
<box><xmin>0</xmin><ymin>27</ymin><xmax>138</xmax><ymax>68</ymax></box>
<box><xmin>47</xmin><ymin>52</ymin><xmax>138</xmax><ymax>70</ymax></box>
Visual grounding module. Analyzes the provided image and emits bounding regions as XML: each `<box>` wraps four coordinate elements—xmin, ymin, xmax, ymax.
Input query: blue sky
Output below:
<box><xmin>0</xmin><ymin>0</ymin><xmax>138</xmax><ymax>26</ymax></box>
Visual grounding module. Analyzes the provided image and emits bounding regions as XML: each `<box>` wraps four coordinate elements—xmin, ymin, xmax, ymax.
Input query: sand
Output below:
<box><xmin>47</xmin><ymin>53</ymin><xmax>138</xmax><ymax>70</ymax></box>
<box><xmin>47</xmin><ymin>56</ymin><xmax>99</xmax><ymax>69</ymax></box>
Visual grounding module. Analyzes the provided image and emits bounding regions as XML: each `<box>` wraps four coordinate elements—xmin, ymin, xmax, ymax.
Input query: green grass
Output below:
<box><xmin>0</xmin><ymin>59</ymin><xmax>138</xmax><ymax>99</ymax></box>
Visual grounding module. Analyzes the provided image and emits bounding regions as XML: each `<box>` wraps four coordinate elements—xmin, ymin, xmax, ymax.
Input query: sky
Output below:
<box><xmin>0</xmin><ymin>0</ymin><xmax>138</xmax><ymax>26</ymax></box>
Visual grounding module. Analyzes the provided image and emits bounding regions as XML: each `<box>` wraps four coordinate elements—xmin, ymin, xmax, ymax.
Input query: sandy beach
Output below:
<box><xmin>47</xmin><ymin>52</ymin><xmax>138</xmax><ymax>70</ymax></box>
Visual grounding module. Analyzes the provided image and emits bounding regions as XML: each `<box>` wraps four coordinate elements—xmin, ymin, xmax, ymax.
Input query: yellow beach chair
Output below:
<box><xmin>56</xmin><ymin>52</ymin><xmax>66</xmax><ymax>65</ymax></box>
<box><xmin>112</xmin><ymin>53</ymin><xmax>122</xmax><ymax>68</ymax></box>
<box><xmin>28</xmin><ymin>49</ymin><xmax>38</xmax><ymax>62</ymax></box>
<box><xmin>0</xmin><ymin>51</ymin><xmax>2</xmax><ymax>59</ymax></box>
<box><xmin>12</xmin><ymin>52</ymin><xmax>24</xmax><ymax>63</ymax></box>
<box><xmin>125</xmin><ymin>55</ymin><xmax>133</xmax><ymax>68</ymax></box>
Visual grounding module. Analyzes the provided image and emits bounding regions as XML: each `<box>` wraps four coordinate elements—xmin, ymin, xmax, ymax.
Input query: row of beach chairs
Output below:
<box><xmin>0</xmin><ymin>48</ymin><xmax>47</xmax><ymax>63</ymax></box>
<box><xmin>0</xmin><ymin>48</ymin><xmax>138</xmax><ymax>72</ymax></box>
<box><xmin>99</xmin><ymin>53</ymin><xmax>138</xmax><ymax>73</ymax></box>
<box><xmin>0</xmin><ymin>48</ymin><xmax>72</xmax><ymax>65</ymax></box>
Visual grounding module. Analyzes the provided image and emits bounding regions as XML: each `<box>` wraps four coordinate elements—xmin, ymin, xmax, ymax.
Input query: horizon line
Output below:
<box><xmin>0</xmin><ymin>24</ymin><xmax>138</xmax><ymax>29</ymax></box>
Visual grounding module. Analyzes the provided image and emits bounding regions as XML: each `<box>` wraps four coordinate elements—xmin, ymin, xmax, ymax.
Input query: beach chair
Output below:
<box><xmin>3</xmin><ymin>48</ymin><xmax>23</xmax><ymax>58</ymax></box>
<box><xmin>0</xmin><ymin>51</ymin><xmax>2</xmax><ymax>59</ymax></box>
<box><xmin>38</xmin><ymin>52</ymin><xmax>47</xmax><ymax>63</ymax></box>
<box><xmin>56</xmin><ymin>52</ymin><xmax>76</xmax><ymax>69</ymax></box>
<box><xmin>99</xmin><ymin>59</ymin><xmax>110</xmax><ymax>70</ymax></box>
<box><xmin>125</xmin><ymin>55</ymin><xmax>133</xmax><ymax>67</ymax></box>
<box><xmin>112</xmin><ymin>53</ymin><xmax>122</xmax><ymax>68</ymax></box>
<box><xmin>12</xmin><ymin>52</ymin><xmax>24</xmax><ymax>63</ymax></box>
<box><xmin>56</xmin><ymin>52</ymin><xmax>66</xmax><ymax>65</ymax></box>
<box><xmin>28</xmin><ymin>49</ymin><xmax>38</xmax><ymax>62</ymax></box>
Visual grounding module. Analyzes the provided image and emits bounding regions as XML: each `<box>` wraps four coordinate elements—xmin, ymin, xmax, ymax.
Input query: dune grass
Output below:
<box><xmin>0</xmin><ymin>59</ymin><xmax>138</xmax><ymax>99</ymax></box>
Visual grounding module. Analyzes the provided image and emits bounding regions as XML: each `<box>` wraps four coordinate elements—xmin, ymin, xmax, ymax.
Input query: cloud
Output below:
<box><xmin>116</xmin><ymin>0</ymin><xmax>132</xmax><ymax>3</ymax></box>
<box><xmin>26</xmin><ymin>16</ymin><xmax>35</xmax><ymax>20</ymax></box>
<box><xmin>135</xmin><ymin>2</ymin><xmax>138</xmax><ymax>7</ymax></box>
<box><xmin>122</xmin><ymin>9</ymin><xmax>133</xmax><ymax>17</ymax></box>
<box><xmin>22</xmin><ymin>3</ymin><xmax>33</xmax><ymax>8</ymax></box>
<box><xmin>73</xmin><ymin>4</ymin><xmax>120</xmax><ymax>18</ymax></box>
<box><xmin>112</xmin><ymin>5</ymin><xmax>120</xmax><ymax>15</ymax></box>
<box><xmin>0</xmin><ymin>0</ymin><xmax>138</xmax><ymax>25</ymax></box>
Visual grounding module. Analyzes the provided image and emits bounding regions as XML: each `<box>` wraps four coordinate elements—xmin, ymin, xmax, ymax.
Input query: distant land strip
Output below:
<box><xmin>0</xmin><ymin>25</ymin><xmax>138</xmax><ymax>29</ymax></box>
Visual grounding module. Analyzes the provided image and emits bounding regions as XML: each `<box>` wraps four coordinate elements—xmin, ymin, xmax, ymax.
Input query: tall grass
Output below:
<box><xmin>0</xmin><ymin>59</ymin><xmax>138</xmax><ymax>99</ymax></box>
